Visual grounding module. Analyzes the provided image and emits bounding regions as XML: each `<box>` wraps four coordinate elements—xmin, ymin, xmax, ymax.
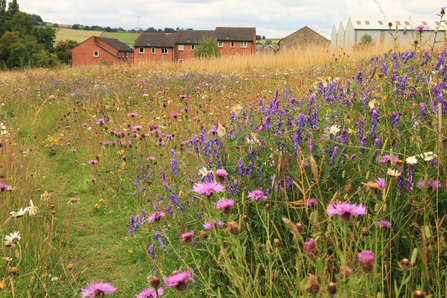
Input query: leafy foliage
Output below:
<box><xmin>194</xmin><ymin>36</ymin><xmax>220</xmax><ymax>58</ymax></box>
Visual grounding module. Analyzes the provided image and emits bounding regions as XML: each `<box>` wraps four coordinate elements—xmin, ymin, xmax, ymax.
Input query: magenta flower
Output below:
<box><xmin>96</xmin><ymin>118</ymin><xmax>104</xmax><ymax>125</ymax></box>
<box><xmin>414</xmin><ymin>25</ymin><xmax>430</xmax><ymax>33</ymax></box>
<box><xmin>303</xmin><ymin>238</ymin><xmax>319</xmax><ymax>259</ymax></box>
<box><xmin>375</xmin><ymin>178</ymin><xmax>386</xmax><ymax>188</ymax></box>
<box><xmin>215</xmin><ymin>169</ymin><xmax>228</xmax><ymax>177</ymax></box>
<box><xmin>326</xmin><ymin>202</ymin><xmax>367</xmax><ymax>221</ymax></box>
<box><xmin>417</xmin><ymin>179</ymin><xmax>442</xmax><ymax>190</ymax></box>
<box><xmin>135</xmin><ymin>288</ymin><xmax>164</xmax><ymax>298</ymax></box>
<box><xmin>215</xmin><ymin>198</ymin><xmax>235</xmax><ymax>215</ymax></box>
<box><xmin>247</xmin><ymin>189</ymin><xmax>268</xmax><ymax>201</ymax></box>
<box><xmin>203</xmin><ymin>220</ymin><xmax>224</xmax><ymax>230</ymax></box>
<box><xmin>377</xmin><ymin>154</ymin><xmax>399</xmax><ymax>164</ymax></box>
<box><xmin>357</xmin><ymin>250</ymin><xmax>375</xmax><ymax>273</ymax></box>
<box><xmin>128</xmin><ymin>113</ymin><xmax>138</xmax><ymax>117</ymax></box>
<box><xmin>71</xmin><ymin>149</ymin><xmax>76</xmax><ymax>152</ymax></box>
<box><xmin>181</xmin><ymin>231</ymin><xmax>194</xmax><ymax>244</ymax></box>
<box><xmin>88</xmin><ymin>160</ymin><xmax>98</xmax><ymax>164</ymax></box>
<box><xmin>163</xmin><ymin>268</ymin><xmax>195</xmax><ymax>292</ymax></box>
<box><xmin>377</xmin><ymin>220</ymin><xmax>391</xmax><ymax>229</ymax></box>
<box><xmin>203</xmin><ymin>222</ymin><xmax>213</xmax><ymax>230</ymax></box>
<box><xmin>147</xmin><ymin>212</ymin><xmax>166</xmax><ymax>223</ymax></box>
<box><xmin>307</xmin><ymin>198</ymin><xmax>318</xmax><ymax>207</ymax></box>
<box><xmin>80</xmin><ymin>282</ymin><xmax>116</xmax><ymax>297</ymax></box>
<box><xmin>146</xmin><ymin>156</ymin><xmax>156</xmax><ymax>161</ymax></box>
<box><xmin>192</xmin><ymin>181</ymin><xmax>224</xmax><ymax>198</ymax></box>
<box><xmin>0</xmin><ymin>182</ymin><xmax>9</xmax><ymax>191</ymax></box>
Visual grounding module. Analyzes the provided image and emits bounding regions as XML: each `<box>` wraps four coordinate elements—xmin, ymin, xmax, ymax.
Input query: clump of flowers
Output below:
<box><xmin>80</xmin><ymin>282</ymin><xmax>116</xmax><ymax>297</ymax></box>
<box><xmin>326</xmin><ymin>202</ymin><xmax>367</xmax><ymax>221</ymax></box>
<box><xmin>163</xmin><ymin>268</ymin><xmax>194</xmax><ymax>293</ymax></box>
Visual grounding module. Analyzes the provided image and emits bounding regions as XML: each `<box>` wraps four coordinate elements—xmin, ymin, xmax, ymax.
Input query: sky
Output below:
<box><xmin>16</xmin><ymin>0</ymin><xmax>445</xmax><ymax>39</ymax></box>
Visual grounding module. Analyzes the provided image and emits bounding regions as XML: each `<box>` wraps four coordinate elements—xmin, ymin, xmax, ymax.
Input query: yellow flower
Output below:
<box><xmin>67</xmin><ymin>198</ymin><xmax>80</xmax><ymax>205</ymax></box>
<box><xmin>99</xmin><ymin>199</ymin><xmax>105</xmax><ymax>203</ymax></box>
<box><xmin>128</xmin><ymin>250</ymin><xmax>133</xmax><ymax>253</ymax></box>
<box><xmin>230</xmin><ymin>104</ymin><xmax>243</xmax><ymax>116</ymax></box>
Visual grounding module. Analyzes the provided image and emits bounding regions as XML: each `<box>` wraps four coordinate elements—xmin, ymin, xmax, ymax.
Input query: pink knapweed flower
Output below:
<box><xmin>357</xmin><ymin>250</ymin><xmax>375</xmax><ymax>273</ymax></box>
<box><xmin>135</xmin><ymin>288</ymin><xmax>164</xmax><ymax>298</ymax></box>
<box><xmin>80</xmin><ymin>282</ymin><xmax>116</xmax><ymax>297</ymax></box>
<box><xmin>181</xmin><ymin>231</ymin><xmax>194</xmax><ymax>244</ymax></box>
<box><xmin>215</xmin><ymin>198</ymin><xmax>235</xmax><ymax>215</ymax></box>
<box><xmin>414</xmin><ymin>25</ymin><xmax>430</xmax><ymax>33</ymax></box>
<box><xmin>326</xmin><ymin>202</ymin><xmax>367</xmax><ymax>221</ymax></box>
<box><xmin>163</xmin><ymin>268</ymin><xmax>194</xmax><ymax>292</ymax></box>
<box><xmin>377</xmin><ymin>154</ymin><xmax>399</xmax><ymax>164</ymax></box>
<box><xmin>307</xmin><ymin>198</ymin><xmax>318</xmax><ymax>207</ymax></box>
<box><xmin>147</xmin><ymin>212</ymin><xmax>166</xmax><ymax>223</ymax></box>
<box><xmin>88</xmin><ymin>160</ymin><xmax>98</xmax><ymax>164</ymax></box>
<box><xmin>146</xmin><ymin>156</ymin><xmax>156</xmax><ymax>161</ymax></box>
<box><xmin>215</xmin><ymin>169</ymin><xmax>228</xmax><ymax>177</ymax></box>
<box><xmin>247</xmin><ymin>189</ymin><xmax>268</xmax><ymax>201</ymax></box>
<box><xmin>0</xmin><ymin>182</ymin><xmax>10</xmax><ymax>191</ymax></box>
<box><xmin>377</xmin><ymin>219</ymin><xmax>391</xmax><ymax>229</ymax></box>
<box><xmin>128</xmin><ymin>113</ymin><xmax>138</xmax><ymax>117</ymax></box>
<box><xmin>192</xmin><ymin>181</ymin><xmax>224</xmax><ymax>198</ymax></box>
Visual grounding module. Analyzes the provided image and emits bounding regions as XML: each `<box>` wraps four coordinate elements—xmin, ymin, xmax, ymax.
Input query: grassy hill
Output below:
<box><xmin>52</xmin><ymin>26</ymin><xmax>138</xmax><ymax>47</ymax></box>
<box><xmin>101</xmin><ymin>32</ymin><xmax>139</xmax><ymax>47</ymax></box>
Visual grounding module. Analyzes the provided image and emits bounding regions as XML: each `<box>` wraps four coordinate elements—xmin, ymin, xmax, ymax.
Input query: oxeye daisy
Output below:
<box><xmin>27</xmin><ymin>200</ymin><xmax>39</xmax><ymax>216</ymax></box>
<box><xmin>5</xmin><ymin>232</ymin><xmax>21</xmax><ymax>245</ymax></box>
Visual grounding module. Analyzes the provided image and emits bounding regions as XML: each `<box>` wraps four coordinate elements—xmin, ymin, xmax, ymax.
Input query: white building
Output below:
<box><xmin>331</xmin><ymin>24</ymin><xmax>338</xmax><ymax>49</ymax></box>
<box><xmin>333</xmin><ymin>16</ymin><xmax>446</xmax><ymax>48</ymax></box>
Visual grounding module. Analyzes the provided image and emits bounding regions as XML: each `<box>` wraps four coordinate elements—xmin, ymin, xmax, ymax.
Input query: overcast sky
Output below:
<box><xmin>16</xmin><ymin>0</ymin><xmax>445</xmax><ymax>38</ymax></box>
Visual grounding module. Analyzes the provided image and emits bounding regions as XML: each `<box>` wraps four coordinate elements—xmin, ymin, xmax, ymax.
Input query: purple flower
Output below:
<box><xmin>247</xmin><ymin>189</ymin><xmax>268</xmax><ymax>201</ymax></box>
<box><xmin>128</xmin><ymin>113</ymin><xmax>138</xmax><ymax>117</ymax></box>
<box><xmin>414</xmin><ymin>25</ymin><xmax>430</xmax><ymax>33</ymax></box>
<box><xmin>88</xmin><ymin>160</ymin><xmax>98</xmax><ymax>164</ymax></box>
<box><xmin>303</xmin><ymin>238</ymin><xmax>319</xmax><ymax>259</ymax></box>
<box><xmin>307</xmin><ymin>198</ymin><xmax>318</xmax><ymax>207</ymax></box>
<box><xmin>192</xmin><ymin>181</ymin><xmax>224</xmax><ymax>198</ymax></box>
<box><xmin>135</xmin><ymin>288</ymin><xmax>164</xmax><ymax>298</ymax></box>
<box><xmin>326</xmin><ymin>202</ymin><xmax>367</xmax><ymax>221</ymax></box>
<box><xmin>215</xmin><ymin>169</ymin><xmax>228</xmax><ymax>178</ymax></box>
<box><xmin>147</xmin><ymin>212</ymin><xmax>166</xmax><ymax>223</ymax></box>
<box><xmin>377</xmin><ymin>154</ymin><xmax>399</xmax><ymax>164</ymax></box>
<box><xmin>203</xmin><ymin>222</ymin><xmax>213</xmax><ymax>230</ymax></box>
<box><xmin>215</xmin><ymin>198</ymin><xmax>235</xmax><ymax>215</ymax></box>
<box><xmin>0</xmin><ymin>182</ymin><xmax>10</xmax><ymax>191</ymax></box>
<box><xmin>163</xmin><ymin>268</ymin><xmax>195</xmax><ymax>292</ymax></box>
<box><xmin>80</xmin><ymin>282</ymin><xmax>116</xmax><ymax>297</ymax></box>
<box><xmin>377</xmin><ymin>220</ymin><xmax>391</xmax><ymax>229</ymax></box>
<box><xmin>181</xmin><ymin>231</ymin><xmax>194</xmax><ymax>244</ymax></box>
<box><xmin>357</xmin><ymin>250</ymin><xmax>375</xmax><ymax>273</ymax></box>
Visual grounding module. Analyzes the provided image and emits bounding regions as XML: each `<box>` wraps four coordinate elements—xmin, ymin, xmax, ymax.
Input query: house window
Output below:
<box><xmin>191</xmin><ymin>44</ymin><xmax>195</xmax><ymax>51</ymax></box>
<box><xmin>422</xmin><ymin>21</ymin><xmax>428</xmax><ymax>26</ymax></box>
<box><xmin>365</xmin><ymin>20</ymin><xmax>370</xmax><ymax>25</ymax></box>
<box><xmin>178</xmin><ymin>45</ymin><xmax>184</xmax><ymax>50</ymax></box>
<box><xmin>151</xmin><ymin>48</ymin><xmax>155</xmax><ymax>54</ymax></box>
<box><xmin>405</xmin><ymin>21</ymin><xmax>410</xmax><ymax>25</ymax></box>
<box><xmin>240</xmin><ymin>42</ymin><xmax>247</xmax><ymax>48</ymax></box>
<box><xmin>218</xmin><ymin>41</ymin><xmax>223</xmax><ymax>47</ymax></box>
<box><xmin>161</xmin><ymin>48</ymin><xmax>168</xmax><ymax>54</ymax></box>
<box><xmin>126</xmin><ymin>52</ymin><xmax>128</xmax><ymax>58</ymax></box>
<box><xmin>356</xmin><ymin>21</ymin><xmax>361</xmax><ymax>25</ymax></box>
<box><xmin>231</xmin><ymin>41</ymin><xmax>235</xmax><ymax>48</ymax></box>
<box><xmin>178</xmin><ymin>59</ymin><xmax>183</xmax><ymax>63</ymax></box>
<box><xmin>378</xmin><ymin>21</ymin><xmax>383</xmax><ymax>25</ymax></box>
<box><xmin>396</xmin><ymin>21</ymin><xmax>401</xmax><ymax>25</ymax></box>
<box><xmin>139</xmin><ymin>47</ymin><xmax>144</xmax><ymax>54</ymax></box>
<box><xmin>93</xmin><ymin>51</ymin><xmax>99</xmax><ymax>57</ymax></box>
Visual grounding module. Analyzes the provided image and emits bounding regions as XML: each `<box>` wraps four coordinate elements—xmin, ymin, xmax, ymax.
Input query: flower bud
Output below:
<box><xmin>242</xmin><ymin>215</ymin><xmax>249</xmax><ymax>222</ymax></box>
<box><xmin>411</xmin><ymin>248</ymin><xmax>418</xmax><ymax>265</ymax></box>
<box><xmin>305</xmin><ymin>275</ymin><xmax>320</xmax><ymax>296</ymax></box>
<box><xmin>399</xmin><ymin>258</ymin><xmax>411</xmax><ymax>270</ymax></box>
<box><xmin>264</xmin><ymin>204</ymin><xmax>271</xmax><ymax>211</ymax></box>
<box><xmin>361</xmin><ymin>227</ymin><xmax>369</xmax><ymax>236</ymax></box>
<box><xmin>149</xmin><ymin>276</ymin><xmax>161</xmax><ymax>289</ymax></box>
<box><xmin>296</xmin><ymin>223</ymin><xmax>304</xmax><ymax>234</ymax></box>
<box><xmin>339</xmin><ymin>265</ymin><xmax>352</xmax><ymax>280</ymax></box>
<box><xmin>227</xmin><ymin>221</ymin><xmax>240</xmax><ymax>236</ymax></box>
<box><xmin>423</xmin><ymin>226</ymin><xmax>431</xmax><ymax>239</ymax></box>
<box><xmin>273</xmin><ymin>238</ymin><xmax>280</xmax><ymax>247</ymax></box>
<box><xmin>326</xmin><ymin>282</ymin><xmax>337</xmax><ymax>295</ymax></box>
<box><xmin>412</xmin><ymin>290</ymin><xmax>426</xmax><ymax>298</ymax></box>
<box><xmin>199</xmin><ymin>230</ymin><xmax>208</xmax><ymax>240</ymax></box>
<box><xmin>49</xmin><ymin>204</ymin><xmax>55</xmax><ymax>209</ymax></box>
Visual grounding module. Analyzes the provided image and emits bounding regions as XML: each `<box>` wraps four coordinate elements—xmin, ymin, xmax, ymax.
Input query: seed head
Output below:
<box><xmin>264</xmin><ymin>204</ymin><xmax>271</xmax><ymax>211</ymax></box>
<box><xmin>361</xmin><ymin>227</ymin><xmax>369</xmax><ymax>236</ymax></box>
<box><xmin>227</xmin><ymin>221</ymin><xmax>240</xmax><ymax>236</ymax></box>
<box><xmin>296</xmin><ymin>223</ymin><xmax>305</xmax><ymax>234</ymax></box>
<box><xmin>412</xmin><ymin>290</ymin><xmax>426</xmax><ymax>298</ymax></box>
<box><xmin>305</xmin><ymin>275</ymin><xmax>320</xmax><ymax>296</ymax></box>
<box><xmin>326</xmin><ymin>282</ymin><xmax>337</xmax><ymax>295</ymax></box>
<box><xmin>399</xmin><ymin>258</ymin><xmax>411</xmax><ymax>270</ymax></box>
<box><xmin>273</xmin><ymin>238</ymin><xmax>280</xmax><ymax>247</ymax></box>
<box><xmin>199</xmin><ymin>230</ymin><xmax>208</xmax><ymax>240</ymax></box>
<box><xmin>242</xmin><ymin>215</ymin><xmax>249</xmax><ymax>222</ymax></box>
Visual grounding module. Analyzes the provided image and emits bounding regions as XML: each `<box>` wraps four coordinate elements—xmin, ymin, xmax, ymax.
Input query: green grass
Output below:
<box><xmin>55</xmin><ymin>28</ymin><xmax>103</xmax><ymax>43</ymax></box>
<box><xmin>101</xmin><ymin>32</ymin><xmax>139</xmax><ymax>47</ymax></box>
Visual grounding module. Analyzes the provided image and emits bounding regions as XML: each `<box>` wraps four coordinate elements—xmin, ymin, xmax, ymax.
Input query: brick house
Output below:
<box><xmin>71</xmin><ymin>36</ymin><xmax>134</xmax><ymax>67</ymax></box>
<box><xmin>134</xmin><ymin>27</ymin><xmax>256</xmax><ymax>64</ymax></box>
<box><xmin>278</xmin><ymin>26</ymin><xmax>330</xmax><ymax>49</ymax></box>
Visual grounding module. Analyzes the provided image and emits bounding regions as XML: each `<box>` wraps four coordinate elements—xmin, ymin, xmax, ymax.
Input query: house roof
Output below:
<box><xmin>279</xmin><ymin>26</ymin><xmax>329</xmax><ymax>44</ymax></box>
<box><xmin>97</xmin><ymin>37</ymin><xmax>133</xmax><ymax>52</ymax></box>
<box><xmin>346</xmin><ymin>16</ymin><xmax>445</xmax><ymax>31</ymax></box>
<box><xmin>135</xmin><ymin>27</ymin><xmax>256</xmax><ymax>47</ymax></box>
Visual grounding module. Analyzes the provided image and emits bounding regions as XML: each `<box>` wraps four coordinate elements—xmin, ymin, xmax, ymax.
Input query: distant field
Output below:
<box><xmin>55</xmin><ymin>28</ymin><xmax>103</xmax><ymax>43</ymax></box>
<box><xmin>257</xmin><ymin>39</ymin><xmax>280</xmax><ymax>45</ymax></box>
<box><xmin>47</xmin><ymin>23</ymin><xmax>72</xmax><ymax>28</ymax></box>
<box><xmin>101</xmin><ymin>32</ymin><xmax>139</xmax><ymax>46</ymax></box>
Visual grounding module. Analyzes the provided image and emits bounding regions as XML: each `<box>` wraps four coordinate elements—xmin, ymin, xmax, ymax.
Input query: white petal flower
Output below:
<box><xmin>27</xmin><ymin>200</ymin><xmax>39</xmax><ymax>216</ymax></box>
<box><xmin>10</xmin><ymin>208</ymin><xmax>27</xmax><ymax>218</ymax></box>
<box><xmin>329</xmin><ymin>125</ymin><xmax>340</xmax><ymax>135</ymax></box>
<box><xmin>5</xmin><ymin>231</ymin><xmax>21</xmax><ymax>244</ymax></box>
<box><xmin>198</xmin><ymin>167</ymin><xmax>212</xmax><ymax>178</ymax></box>
<box><xmin>406</xmin><ymin>156</ymin><xmax>418</xmax><ymax>165</ymax></box>
<box><xmin>387</xmin><ymin>168</ymin><xmax>401</xmax><ymax>177</ymax></box>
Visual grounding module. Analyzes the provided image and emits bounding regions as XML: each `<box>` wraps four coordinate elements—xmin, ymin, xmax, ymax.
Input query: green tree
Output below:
<box><xmin>0</xmin><ymin>31</ymin><xmax>21</xmax><ymax>62</ymax></box>
<box><xmin>32</xmin><ymin>26</ymin><xmax>55</xmax><ymax>52</ymax></box>
<box><xmin>358</xmin><ymin>33</ymin><xmax>375</xmax><ymax>47</ymax></box>
<box><xmin>194</xmin><ymin>36</ymin><xmax>220</xmax><ymax>58</ymax></box>
<box><xmin>72</xmin><ymin>24</ymin><xmax>80</xmax><ymax>29</ymax></box>
<box><xmin>54</xmin><ymin>40</ymin><xmax>76</xmax><ymax>64</ymax></box>
<box><xmin>6</xmin><ymin>0</ymin><xmax>19</xmax><ymax>17</ymax></box>
<box><xmin>52</xmin><ymin>23</ymin><xmax>58</xmax><ymax>27</ymax></box>
<box><xmin>265</xmin><ymin>39</ymin><xmax>272</xmax><ymax>45</ymax></box>
<box><xmin>11</xmin><ymin>12</ymin><xmax>33</xmax><ymax>36</ymax></box>
<box><xmin>256</xmin><ymin>35</ymin><xmax>261</xmax><ymax>40</ymax></box>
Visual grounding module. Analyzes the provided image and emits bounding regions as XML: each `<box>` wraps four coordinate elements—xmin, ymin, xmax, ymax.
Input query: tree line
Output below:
<box><xmin>0</xmin><ymin>0</ymin><xmax>77</xmax><ymax>69</ymax></box>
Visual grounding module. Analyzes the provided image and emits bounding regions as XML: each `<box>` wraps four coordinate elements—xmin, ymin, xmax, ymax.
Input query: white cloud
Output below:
<box><xmin>14</xmin><ymin>0</ymin><xmax>445</xmax><ymax>39</ymax></box>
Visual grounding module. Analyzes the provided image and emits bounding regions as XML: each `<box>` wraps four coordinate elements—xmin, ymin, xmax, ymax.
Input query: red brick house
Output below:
<box><xmin>134</xmin><ymin>27</ymin><xmax>256</xmax><ymax>64</ymax></box>
<box><xmin>71</xmin><ymin>36</ymin><xmax>134</xmax><ymax>67</ymax></box>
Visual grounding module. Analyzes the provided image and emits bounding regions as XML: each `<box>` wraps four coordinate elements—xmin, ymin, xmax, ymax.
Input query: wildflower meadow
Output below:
<box><xmin>1</xmin><ymin>9</ymin><xmax>447</xmax><ymax>298</ymax></box>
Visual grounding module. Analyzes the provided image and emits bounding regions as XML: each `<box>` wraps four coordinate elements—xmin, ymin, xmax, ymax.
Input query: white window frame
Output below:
<box><xmin>151</xmin><ymin>48</ymin><xmax>155</xmax><ymax>54</ymax></box>
<box><xmin>178</xmin><ymin>45</ymin><xmax>184</xmax><ymax>51</ymax></box>
<box><xmin>191</xmin><ymin>44</ymin><xmax>195</xmax><ymax>51</ymax></box>
<box><xmin>161</xmin><ymin>48</ymin><xmax>168</xmax><ymax>54</ymax></box>
<box><xmin>178</xmin><ymin>59</ymin><xmax>183</xmax><ymax>63</ymax></box>
<box><xmin>240</xmin><ymin>42</ymin><xmax>247</xmax><ymax>48</ymax></box>
<box><xmin>139</xmin><ymin>47</ymin><xmax>144</xmax><ymax>54</ymax></box>
<box><xmin>126</xmin><ymin>52</ymin><xmax>128</xmax><ymax>57</ymax></box>
<box><xmin>218</xmin><ymin>41</ymin><xmax>223</xmax><ymax>47</ymax></box>
<box><xmin>230</xmin><ymin>41</ymin><xmax>235</xmax><ymax>48</ymax></box>
<box><xmin>93</xmin><ymin>51</ymin><xmax>99</xmax><ymax>57</ymax></box>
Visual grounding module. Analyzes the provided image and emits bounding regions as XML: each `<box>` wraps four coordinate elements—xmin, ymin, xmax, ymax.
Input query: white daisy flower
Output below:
<box><xmin>387</xmin><ymin>168</ymin><xmax>401</xmax><ymax>177</ymax></box>
<box><xmin>198</xmin><ymin>167</ymin><xmax>212</xmax><ymax>178</ymax></box>
<box><xmin>5</xmin><ymin>231</ymin><xmax>21</xmax><ymax>245</ymax></box>
<box><xmin>27</xmin><ymin>200</ymin><xmax>39</xmax><ymax>216</ymax></box>
<box><xmin>419</xmin><ymin>152</ymin><xmax>437</xmax><ymax>161</ymax></box>
<box><xmin>2</xmin><ymin>257</ymin><xmax>12</xmax><ymax>262</ymax></box>
<box><xmin>328</xmin><ymin>125</ymin><xmax>340</xmax><ymax>135</ymax></box>
<box><xmin>10</xmin><ymin>208</ymin><xmax>27</xmax><ymax>218</ymax></box>
<box><xmin>406</xmin><ymin>156</ymin><xmax>418</xmax><ymax>165</ymax></box>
